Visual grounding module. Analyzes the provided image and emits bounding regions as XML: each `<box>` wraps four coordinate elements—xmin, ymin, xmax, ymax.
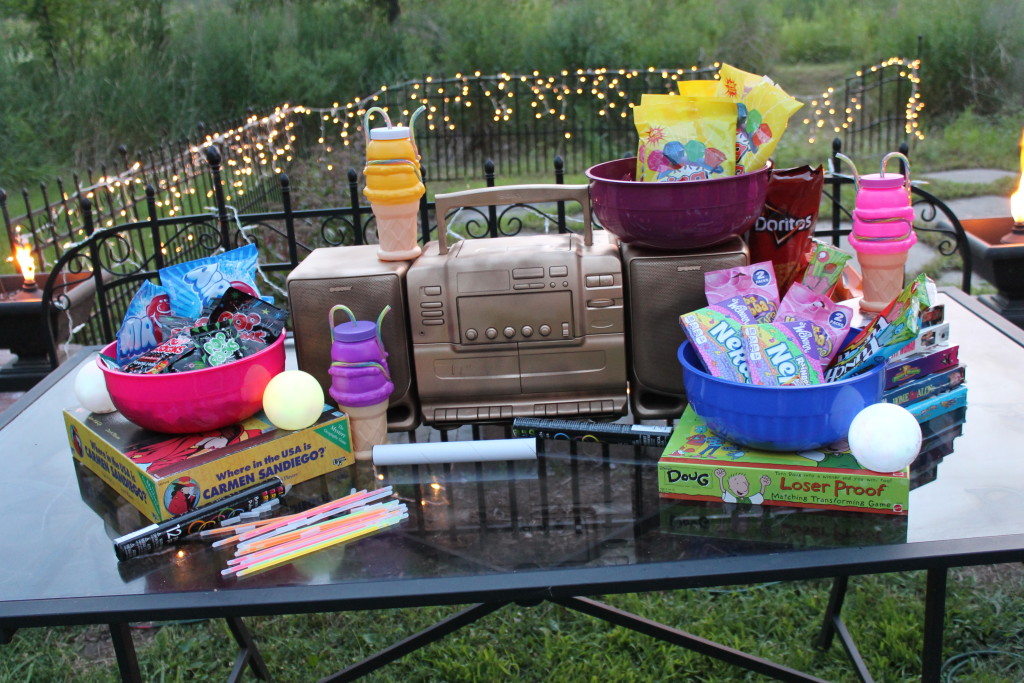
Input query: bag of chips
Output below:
<box><xmin>634</xmin><ymin>96</ymin><xmax>736</xmax><ymax>181</ymax></box>
<box><xmin>747</xmin><ymin>165</ymin><xmax>825</xmax><ymax>296</ymax></box>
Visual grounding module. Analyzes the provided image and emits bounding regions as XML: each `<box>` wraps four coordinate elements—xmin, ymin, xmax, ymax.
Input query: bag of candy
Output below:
<box><xmin>747</xmin><ymin>165</ymin><xmax>824</xmax><ymax>296</ymax></box>
<box><xmin>776</xmin><ymin>282</ymin><xmax>853</xmax><ymax>365</ymax></box>
<box><xmin>742</xmin><ymin>321</ymin><xmax>825</xmax><ymax>386</ymax></box>
<box><xmin>208</xmin><ymin>286</ymin><xmax>289</xmax><ymax>345</ymax></box>
<box><xmin>634</xmin><ymin>96</ymin><xmax>735</xmax><ymax>182</ymax></box>
<box><xmin>159</xmin><ymin>243</ymin><xmax>262</xmax><ymax>320</ymax></box>
<box><xmin>802</xmin><ymin>240</ymin><xmax>853</xmax><ymax>296</ymax></box>
<box><xmin>680</xmin><ymin>307</ymin><xmax>750</xmax><ymax>383</ymax></box>
<box><xmin>115</xmin><ymin>280</ymin><xmax>174</xmax><ymax>365</ymax></box>
<box><xmin>704</xmin><ymin>262</ymin><xmax>780</xmax><ymax>324</ymax></box>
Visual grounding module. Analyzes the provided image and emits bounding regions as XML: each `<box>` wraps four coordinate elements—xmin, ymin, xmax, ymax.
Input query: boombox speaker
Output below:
<box><xmin>286</xmin><ymin>245</ymin><xmax>419</xmax><ymax>431</ymax></box>
<box><xmin>621</xmin><ymin>237</ymin><xmax>749</xmax><ymax>419</ymax></box>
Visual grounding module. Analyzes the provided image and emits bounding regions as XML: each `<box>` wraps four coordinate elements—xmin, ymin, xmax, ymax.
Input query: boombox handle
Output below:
<box><xmin>433</xmin><ymin>184</ymin><xmax>592</xmax><ymax>255</ymax></box>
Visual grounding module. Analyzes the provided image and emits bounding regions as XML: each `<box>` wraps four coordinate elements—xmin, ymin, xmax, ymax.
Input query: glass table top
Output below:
<box><xmin>1</xmin><ymin>290</ymin><xmax>1022</xmax><ymax>618</ymax></box>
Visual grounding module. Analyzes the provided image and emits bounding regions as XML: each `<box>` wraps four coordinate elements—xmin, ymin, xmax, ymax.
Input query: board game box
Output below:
<box><xmin>658</xmin><ymin>407</ymin><xmax>910</xmax><ymax>515</ymax></box>
<box><xmin>65</xmin><ymin>405</ymin><xmax>354</xmax><ymax>522</ymax></box>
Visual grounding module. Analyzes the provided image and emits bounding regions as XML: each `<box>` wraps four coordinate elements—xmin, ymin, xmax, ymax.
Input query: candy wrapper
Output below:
<box><xmin>825</xmin><ymin>274</ymin><xmax>936</xmax><ymax>382</ymax></box>
<box><xmin>115</xmin><ymin>281</ymin><xmax>173</xmax><ymax>365</ymax></box>
<box><xmin>159</xmin><ymin>243</ymin><xmax>262</xmax><ymax>320</ymax></box>
<box><xmin>802</xmin><ymin>240</ymin><xmax>852</xmax><ymax>296</ymax></box>
<box><xmin>190</xmin><ymin>321</ymin><xmax>247</xmax><ymax>368</ymax></box>
<box><xmin>704</xmin><ymin>262</ymin><xmax>779</xmax><ymax>324</ymax></box>
<box><xmin>208</xmin><ymin>286</ymin><xmax>288</xmax><ymax>345</ymax></box>
<box><xmin>679</xmin><ymin>307</ymin><xmax>749</xmax><ymax>383</ymax></box>
<box><xmin>777</xmin><ymin>282</ymin><xmax>853</xmax><ymax>365</ymax></box>
<box><xmin>742</xmin><ymin>321</ymin><xmax>824</xmax><ymax>386</ymax></box>
<box><xmin>121</xmin><ymin>334</ymin><xmax>196</xmax><ymax>375</ymax></box>
<box><xmin>634</xmin><ymin>95</ymin><xmax>735</xmax><ymax>181</ymax></box>
<box><xmin>747</xmin><ymin>166</ymin><xmax>824</xmax><ymax>296</ymax></box>
<box><xmin>714</xmin><ymin>64</ymin><xmax>803</xmax><ymax>173</ymax></box>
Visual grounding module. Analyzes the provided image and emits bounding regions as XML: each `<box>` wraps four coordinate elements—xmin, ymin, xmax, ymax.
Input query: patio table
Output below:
<box><xmin>0</xmin><ymin>287</ymin><xmax>1021</xmax><ymax>682</ymax></box>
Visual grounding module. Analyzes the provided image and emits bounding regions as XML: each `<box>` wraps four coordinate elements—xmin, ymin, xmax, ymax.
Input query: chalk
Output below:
<box><xmin>372</xmin><ymin>438</ymin><xmax>537</xmax><ymax>466</ymax></box>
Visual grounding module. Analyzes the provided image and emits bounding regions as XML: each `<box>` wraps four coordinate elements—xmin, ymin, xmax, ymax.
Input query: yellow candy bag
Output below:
<box><xmin>676</xmin><ymin>80</ymin><xmax>719</xmax><ymax>97</ymax></box>
<box><xmin>634</xmin><ymin>96</ymin><xmax>736</xmax><ymax>182</ymax></box>
<box><xmin>714</xmin><ymin>63</ymin><xmax>803</xmax><ymax>173</ymax></box>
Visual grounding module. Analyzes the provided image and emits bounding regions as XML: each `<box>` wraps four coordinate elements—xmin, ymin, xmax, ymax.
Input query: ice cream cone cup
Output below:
<box><xmin>371</xmin><ymin>200</ymin><xmax>422</xmax><ymax>261</ymax></box>
<box><xmin>856</xmin><ymin>249</ymin><xmax>909</xmax><ymax>312</ymax></box>
<box><xmin>340</xmin><ymin>400</ymin><xmax>389</xmax><ymax>461</ymax></box>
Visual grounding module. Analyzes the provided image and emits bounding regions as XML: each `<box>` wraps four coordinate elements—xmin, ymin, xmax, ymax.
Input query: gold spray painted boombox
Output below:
<box><xmin>287</xmin><ymin>185</ymin><xmax>748</xmax><ymax>428</ymax></box>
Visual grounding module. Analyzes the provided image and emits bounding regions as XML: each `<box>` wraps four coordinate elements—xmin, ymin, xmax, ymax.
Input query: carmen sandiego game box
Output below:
<box><xmin>65</xmin><ymin>406</ymin><xmax>354</xmax><ymax>522</ymax></box>
<box><xmin>658</xmin><ymin>407</ymin><xmax>910</xmax><ymax>515</ymax></box>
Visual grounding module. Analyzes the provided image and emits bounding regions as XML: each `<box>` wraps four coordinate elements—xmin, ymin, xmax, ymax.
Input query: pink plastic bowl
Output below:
<box><xmin>586</xmin><ymin>157</ymin><xmax>771</xmax><ymax>250</ymax></box>
<box><xmin>97</xmin><ymin>335</ymin><xmax>286</xmax><ymax>433</ymax></box>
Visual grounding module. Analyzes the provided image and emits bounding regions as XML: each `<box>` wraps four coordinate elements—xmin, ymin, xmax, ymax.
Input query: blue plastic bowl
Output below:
<box><xmin>676</xmin><ymin>331</ymin><xmax>885</xmax><ymax>452</ymax></box>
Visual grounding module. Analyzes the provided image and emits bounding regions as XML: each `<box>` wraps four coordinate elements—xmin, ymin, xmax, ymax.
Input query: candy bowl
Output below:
<box><xmin>585</xmin><ymin>157</ymin><xmax>771</xmax><ymax>250</ymax></box>
<box><xmin>676</xmin><ymin>330</ymin><xmax>885</xmax><ymax>452</ymax></box>
<box><xmin>97</xmin><ymin>334</ymin><xmax>286</xmax><ymax>434</ymax></box>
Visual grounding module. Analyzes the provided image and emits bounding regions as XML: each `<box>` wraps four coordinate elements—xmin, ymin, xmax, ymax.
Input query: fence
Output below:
<box><xmin>2</xmin><ymin>58</ymin><xmax>925</xmax><ymax>272</ymax></box>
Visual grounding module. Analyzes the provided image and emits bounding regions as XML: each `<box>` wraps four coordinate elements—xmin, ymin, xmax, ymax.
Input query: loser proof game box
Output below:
<box><xmin>65</xmin><ymin>406</ymin><xmax>354</xmax><ymax>522</ymax></box>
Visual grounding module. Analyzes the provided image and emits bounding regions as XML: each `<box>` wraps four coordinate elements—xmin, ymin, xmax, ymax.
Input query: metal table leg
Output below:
<box><xmin>108</xmin><ymin>622</ymin><xmax>142</xmax><ymax>683</ymax></box>
<box><xmin>922</xmin><ymin>567</ymin><xmax>948</xmax><ymax>683</ymax></box>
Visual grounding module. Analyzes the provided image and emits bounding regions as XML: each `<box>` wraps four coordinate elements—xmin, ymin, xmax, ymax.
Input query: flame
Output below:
<box><xmin>13</xmin><ymin>244</ymin><xmax>36</xmax><ymax>284</ymax></box>
<box><xmin>1013</xmin><ymin>127</ymin><xmax>1024</xmax><ymax>225</ymax></box>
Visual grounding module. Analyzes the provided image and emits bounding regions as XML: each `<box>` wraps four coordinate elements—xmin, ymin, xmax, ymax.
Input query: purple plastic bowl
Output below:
<box><xmin>677</xmin><ymin>328</ymin><xmax>885</xmax><ymax>452</ymax></box>
<box><xmin>586</xmin><ymin>157</ymin><xmax>771</xmax><ymax>250</ymax></box>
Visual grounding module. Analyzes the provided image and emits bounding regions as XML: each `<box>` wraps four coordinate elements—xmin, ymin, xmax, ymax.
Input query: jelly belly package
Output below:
<box><xmin>634</xmin><ymin>94</ymin><xmax>736</xmax><ymax>181</ymax></box>
<box><xmin>66</xmin><ymin>405</ymin><xmax>354</xmax><ymax>522</ymax></box>
<box><xmin>658</xmin><ymin>407</ymin><xmax>910</xmax><ymax>515</ymax></box>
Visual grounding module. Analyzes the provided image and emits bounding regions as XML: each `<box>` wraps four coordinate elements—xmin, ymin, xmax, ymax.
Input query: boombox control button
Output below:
<box><xmin>513</xmin><ymin>267</ymin><xmax>544</xmax><ymax>279</ymax></box>
<box><xmin>421</xmin><ymin>301</ymin><xmax>443</xmax><ymax>309</ymax></box>
<box><xmin>521</xmin><ymin>326</ymin><xmax>533</xmax><ymax>337</ymax></box>
<box><xmin>422</xmin><ymin>320</ymin><xmax>444</xmax><ymax>326</ymax></box>
<box><xmin>423</xmin><ymin>286</ymin><xmax>442</xmax><ymax>296</ymax></box>
<box><xmin>599</xmin><ymin>275</ymin><xmax>614</xmax><ymax>286</ymax></box>
<box><xmin>503</xmin><ymin>326</ymin><xmax>516</xmax><ymax>338</ymax></box>
<box><xmin>513</xmin><ymin>284</ymin><xmax>531</xmax><ymax>290</ymax></box>
<box><xmin>588</xmin><ymin>298</ymin><xmax>615</xmax><ymax>308</ymax></box>
<box><xmin>585</xmin><ymin>275</ymin><xmax>601</xmax><ymax>287</ymax></box>
<box><xmin>549</xmin><ymin>266</ymin><xmax>568</xmax><ymax>277</ymax></box>
<box><xmin>539</xmin><ymin>325</ymin><xmax>551</xmax><ymax>336</ymax></box>
<box><xmin>465</xmin><ymin>328</ymin><xmax>478</xmax><ymax>340</ymax></box>
<box><xmin>421</xmin><ymin>310</ymin><xmax>444</xmax><ymax>318</ymax></box>
<box><xmin>485</xmin><ymin>327</ymin><xmax>498</xmax><ymax>339</ymax></box>
<box><xmin>562</xmin><ymin>322</ymin><xmax>570</xmax><ymax>336</ymax></box>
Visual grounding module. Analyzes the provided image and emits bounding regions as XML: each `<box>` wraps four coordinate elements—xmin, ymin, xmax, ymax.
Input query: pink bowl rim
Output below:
<box><xmin>585</xmin><ymin>157</ymin><xmax>773</xmax><ymax>187</ymax></box>
<box><xmin>97</xmin><ymin>333</ymin><xmax>286</xmax><ymax>379</ymax></box>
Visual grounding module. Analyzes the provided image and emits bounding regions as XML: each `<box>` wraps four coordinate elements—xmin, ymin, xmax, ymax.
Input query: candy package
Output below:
<box><xmin>802</xmin><ymin>240</ymin><xmax>852</xmax><ymax>296</ymax></box>
<box><xmin>159</xmin><ymin>243</ymin><xmax>262</xmax><ymax>320</ymax></box>
<box><xmin>776</xmin><ymin>282</ymin><xmax>853</xmax><ymax>365</ymax></box>
<box><xmin>747</xmin><ymin>166</ymin><xmax>825</xmax><ymax>296</ymax></box>
<box><xmin>115</xmin><ymin>281</ymin><xmax>173</xmax><ymax>365</ymax></box>
<box><xmin>634</xmin><ymin>95</ymin><xmax>735</xmax><ymax>181</ymax></box>
<box><xmin>190</xmin><ymin>321</ymin><xmax>247</xmax><ymax>368</ymax></box>
<box><xmin>704</xmin><ymin>262</ymin><xmax>780</xmax><ymax>324</ymax></box>
<box><xmin>208</xmin><ymin>286</ymin><xmax>288</xmax><ymax>345</ymax></box>
<box><xmin>121</xmin><ymin>333</ymin><xmax>195</xmax><ymax>375</ymax></box>
<box><xmin>714</xmin><ymin>64</ymin><xmax>802</xmax><ymax>173</ymax></box>
<box><xmin>679</xmin><ymin>307</ymin><xmax>749</xmax><ymax>383</ymax></box>
<box><xmin>825</xmin><ymin>274</ymin><xmax>936</xmax><ymax>382</ymax></box>
<box><xmin>742</xmin><ymin>321</ymin><xmax>824</xmax><ymax>386</ymax></box>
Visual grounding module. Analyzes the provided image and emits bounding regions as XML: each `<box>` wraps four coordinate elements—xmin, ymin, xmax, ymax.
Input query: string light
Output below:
<box><xmin>17</xmin><ymin>61</ymin><xmax>925</xmax><ymax>258</ymax></box>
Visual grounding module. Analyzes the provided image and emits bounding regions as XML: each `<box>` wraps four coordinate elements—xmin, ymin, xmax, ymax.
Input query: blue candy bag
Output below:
<box><xmin>115</xmin><ymin>280</ymin><xmax>173</xmax><ymax>365</ymax></box>
<box><xmin>158</xmin><ymin>244</ymin><xmax>262</xmax><ymax>320</ymax></box>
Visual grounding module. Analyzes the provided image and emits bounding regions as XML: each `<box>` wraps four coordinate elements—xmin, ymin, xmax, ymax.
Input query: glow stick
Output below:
<box><xmin>235</xmin><ymin>513</ymin><xmax>408</xmax><ymax>578</ymax></box>
<box><xmin>224</xmin><ymin>507</ymin><xmax>407</xmax><ymax>574</ymax></box>
<box><xmin>211</xmin><ymin>486</ymin><xmax>392</xmax><ymax>548</ymax></box>
<box><xmin>231</xmin><ymin>503</ymin><xmax>400</xmax><ymax>559</ymax></box>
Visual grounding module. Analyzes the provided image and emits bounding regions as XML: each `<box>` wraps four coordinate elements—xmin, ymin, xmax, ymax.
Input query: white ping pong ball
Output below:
<box><xmin>75</xmin><ymin>360</ymin><xmax>117</xmax><ymax>413</ymax></box>
<box><xmin>848</xmin><ymin>402</ymin><xmax>922</xmax><ymax>473</ymax></box>
<box><xmin>262</xmin><ymin>370</ymin><xmax>324</xmax><ymax>431</ymax></box>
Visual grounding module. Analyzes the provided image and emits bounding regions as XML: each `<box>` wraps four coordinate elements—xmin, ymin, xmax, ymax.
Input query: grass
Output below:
<box><xmin>2</xmin><ymin>565</ymin><xmax>1022</xmax><ymax>681</ymax></box>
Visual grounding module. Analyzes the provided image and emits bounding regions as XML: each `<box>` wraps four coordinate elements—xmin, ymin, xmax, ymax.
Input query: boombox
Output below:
<box><xmin>287</xmin><ymin>185</ymin><xmax>750</xmax><ymax>429</ymax></box>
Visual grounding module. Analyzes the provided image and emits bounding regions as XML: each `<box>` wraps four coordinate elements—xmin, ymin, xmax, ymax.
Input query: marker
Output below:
<box><xmin>113</xmin><ymin>477</ymin><xmax>286</xmax><ymax>561</ymax></box>
<box><xmin>511</xmin><ymin>417</ymin><xmax>674</xmax><ymax>447</ymax></box>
